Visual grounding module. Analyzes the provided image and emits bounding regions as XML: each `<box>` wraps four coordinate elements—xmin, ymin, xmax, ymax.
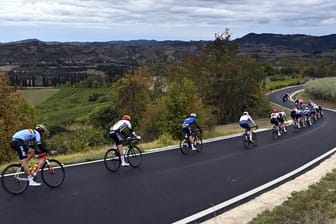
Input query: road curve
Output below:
<box><xmin>1</xmin><ymin>85</ymin><xmax>336</xmax><ymax>224</ymax></box>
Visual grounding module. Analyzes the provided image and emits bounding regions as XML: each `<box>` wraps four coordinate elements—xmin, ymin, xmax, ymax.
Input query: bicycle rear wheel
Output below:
<box><xmin>195</xmin><ymin>135</ymin><xmax>203</xmax><ymax>152</ymax></box>
<box><xmin>272</xmin><ymin>128</ymin><xmax>278</xmax><ymax>139</ymax></box>
<box><xmin>242</xmin><ymin>134</ymin><xmax>250</xmax><ymax>149</ymax></box>
<box><xmin>41</xmin><ymin>159</ymin><xmax>65</xmax><ymax>188</ymax></box>
<box><xmin>179</xmin><ymin>138</ymin><xmax>190</xmax><ymax>155</ymax></box>
<box><xmin>1</xmin><ymin>164</ymin><xmax>29</xmax><ymax>195</ymax></box>
<box><xmin>104</xmin><ymin>148</ymin><xmax>121</xmax><ymax>172</ymax></box>
<box><xmin>127</xmin><ymin>146</ymin><xmax>142</xmax><ymax>168</ymax></box>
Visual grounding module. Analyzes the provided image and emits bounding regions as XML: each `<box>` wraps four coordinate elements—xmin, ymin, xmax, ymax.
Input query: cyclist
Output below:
<box><xmin>239</xmin><ymin>111</ymin><xmax>257</xmax><ymax>142</ymax></box>
<box><xmin>290</xmin><ymin>106</ymin><xmax>298</xmax><ymax>126</ymax></box>
<box><xmin>109</xmin><ymin>114</ymin><xmax>141</xmax><ymax>166</ymax></box>
<box><xmin>303</xmin><ymin>106</ymin><xmax>312</xmax><ymax>126</ymax></box>
<box><xmin>182</xmin><ymin>113</ymin><xmax>203</xmax><ymax>151</ymax></box>
<box><xmin>10</xmin><ymin>124</ymin><xmax>55</xmax><ymax>187</ymax></box>
<box><xmin>270</xmin><ymin>109</ymin><xmax>281</xmax><ymax>136</ymax></box>
<box><xmin>282</xmin><ymin>93</ymin><xmax>289</xmax><ymax>102</ymax></box>
<box><xmin>278</xmin><ymin>109</ymin><xmax>287</xmax><ymax>133</ymax></box>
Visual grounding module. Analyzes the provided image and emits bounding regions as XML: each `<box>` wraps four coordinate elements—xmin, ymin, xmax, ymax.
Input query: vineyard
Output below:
<box><xmin>35</xmin><ymin>87</ymin><xmax>114</xmax><ymax>128</ymax></box>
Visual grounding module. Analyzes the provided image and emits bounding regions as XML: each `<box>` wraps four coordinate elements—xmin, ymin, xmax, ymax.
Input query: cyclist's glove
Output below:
<box><xmin>136</xmin><ymin>135</ymin><xmax>141</xmax><ymax>140</ymax></box>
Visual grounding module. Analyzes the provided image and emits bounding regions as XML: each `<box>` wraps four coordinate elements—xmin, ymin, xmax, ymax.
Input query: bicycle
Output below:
<box><xmin>242</xmin><ymin>126</ymin><xmax>257</xmax><ymax>149</ymax></box>
<box><xmin>104</xmin><ymin>137</ymin><xmax>142</xmax><ymax>172</ymax></box>
<box><xmin>1</xmin><ymin>152</ymin><xmax>65</xmax><ymax>195</ymax></box>
<box><xmin>180</xmin><ymin>130</ymin><xmax>203</xmax><ymax>155</ymax></box>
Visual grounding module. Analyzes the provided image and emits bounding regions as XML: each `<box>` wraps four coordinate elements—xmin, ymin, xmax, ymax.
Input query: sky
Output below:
<box><xmin>0</xmin><ymin>0</ymin><xmax>335</xmax><ymax>42</ymax></box>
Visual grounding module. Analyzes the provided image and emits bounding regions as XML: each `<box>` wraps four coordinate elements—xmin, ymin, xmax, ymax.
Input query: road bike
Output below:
<box><xmin>104</xmin><ymin>137</ymin><xmax>142</xmax><ymax>172</ymax></box>
<box><xmin>179</xmin><ymin>130</ymin><xmax>203</xmax><ymax>155</ymax></box>
<box><xmin>243</xmin><ymin>126</ymin><xmax>257</xmax><ymax>149</ymax></box>
<box><xmin>1</xmin><ymin>152</ymin><xmax>65</xmax><ymax>195</ymax></box>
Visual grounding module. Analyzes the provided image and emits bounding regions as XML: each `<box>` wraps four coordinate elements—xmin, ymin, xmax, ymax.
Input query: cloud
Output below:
<box><xmin>0</xmin><ymin>0</ymin><xmax>335</xmax><ymax>41</ymax></box>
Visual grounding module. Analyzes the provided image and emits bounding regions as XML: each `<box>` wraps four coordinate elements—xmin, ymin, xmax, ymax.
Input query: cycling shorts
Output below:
<box><xmin>183</xmin><ymin>126</ymin><xmax>192</xmax><ymax>137</ymax></box>
<box><xmin>10</xmin><ymin>139</ymin><xmax>29</xmax><ymax>160</ymax></box>
<box><xmin>109</xmin><ymin>131</ymin><xmax>124</xmax><ymax>146</ymax></box>
<box><xmin>240</xmin><ymin>120</ymin><xmax>250</xmax><ymax>130</ymax></box>
<box><xmin>270</xmin><ymin>118</ymin><xmax>279</xmax><ymax>126</ymax></box>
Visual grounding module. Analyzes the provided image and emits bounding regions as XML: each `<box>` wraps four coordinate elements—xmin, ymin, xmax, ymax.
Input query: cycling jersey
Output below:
<box><xmin>12</xmin><ymin>129</ymin><xmax>42</xmax><ymax>145</ymax></box>
<box><xmin>109</xmin><ymin>119</ymin><xmax>137</xmax><ymax>145</ymax></box>
<box><xmin>182</xmin><ymin>117</ymin><xmax>200</xmax><ymax>128</ymax></box>
<box><xmin>239</xmin><ymin>114</ymin><xmax>256</xmax><ymax>130</ymax></box>
<box><xmin>11</xmin><ymin>129</ymin><xmax>49</xmax><ymax>160</ymax></box>
<box><xmin>182</xmin><ymin>116</ymin><xmax>202</xmax><ymax>136</ymax></box>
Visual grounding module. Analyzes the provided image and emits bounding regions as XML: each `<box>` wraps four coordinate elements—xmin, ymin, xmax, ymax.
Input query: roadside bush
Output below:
<box><xmin>305</xmin><ymin>77</ymin><xmax>336</xmax><ymax>102</ymax></box>
<box><xmin>49</xmin><ymin>127</ymin><xmax>108</xmax><ymax>154</ymax></box>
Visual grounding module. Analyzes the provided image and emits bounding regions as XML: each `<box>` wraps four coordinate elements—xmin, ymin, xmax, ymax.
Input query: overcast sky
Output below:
<box><xmin>0</xmin><ymin>0</ymin><xmax>335</xmax><ymax>42</ymax></box>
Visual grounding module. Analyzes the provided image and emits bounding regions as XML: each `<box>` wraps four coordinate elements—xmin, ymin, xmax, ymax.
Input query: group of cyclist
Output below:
<box><xmin>290</xmin><ymin>98</ymin><xmax>323</xmax><ymax>129</ymax></box>
<box><xmin>9</xmin><ymin>92</ymin><xmax>324</xmax><ymax>187</ymax></box>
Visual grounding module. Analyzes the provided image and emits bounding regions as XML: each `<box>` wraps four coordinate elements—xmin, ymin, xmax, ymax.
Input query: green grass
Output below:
<box><xmin>266</xmin><ymin>76</ymin><xmax>309</xmax><ymax>91</ymax></box>
<box><xmin>17</xmin><ymin>88</ymin><xmax>60</xmax><ymax>105</ymax></box>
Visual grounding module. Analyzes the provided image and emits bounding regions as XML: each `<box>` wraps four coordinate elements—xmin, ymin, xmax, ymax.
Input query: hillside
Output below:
<box><xmin>1</xmin><ymin>33</ymin><xmax>336</xmax><ymax>86</ymax></box>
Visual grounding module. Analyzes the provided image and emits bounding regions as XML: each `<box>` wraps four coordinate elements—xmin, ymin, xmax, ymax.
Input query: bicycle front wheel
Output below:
<box><xmin>127</xmin><ymin>146</ymin><xmax>142</xmax><ymax>168</ymax></box>
<box><xmin>251</xmin><ymin>132</ymin><xmax>258</xmax><ymax>146</ymax></box>
<box><xmin>104</xmin><ymin>148</ymin><xmax>121</xmax><ymax>172</ymax></box>
<box><xmin>180</xmin><ymin>138</ymin><xmax>189</xmax><ymax>155</ymax></box>
<box><xmin>41</xmin><ymin>159</ymin><xmax>65</xmax><ymax>188</ymax></box>
<box><xmin>195</xmin><ymin>135</ymin><xmax>203</xmax><ymax>152</ymax></box>
<box><xmin>1</xmin><ymin>164</ymin><xmax>29</xmax><ymax>195</ymax></box>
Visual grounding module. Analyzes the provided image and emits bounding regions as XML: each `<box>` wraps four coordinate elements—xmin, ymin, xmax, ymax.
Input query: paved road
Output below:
<box><xmin>1</xmin><ymin>86</ymin><xmax>336</xmax><ymax>224</ymax></box>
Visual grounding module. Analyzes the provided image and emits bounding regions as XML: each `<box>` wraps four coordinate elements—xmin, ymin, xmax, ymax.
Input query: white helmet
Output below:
<box><xmin>243</xmin><ymin>111</ymin><xmax>248</xmax><ymax>116</ymax></box>
<box><xmin>190</xmin><ymin>113</ymin><xmax>197</xmax><ymax>117</ymax></box>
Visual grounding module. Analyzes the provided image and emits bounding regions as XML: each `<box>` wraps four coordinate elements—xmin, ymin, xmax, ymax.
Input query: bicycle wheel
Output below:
<box><xmin>180</xmin><ymin>138</ymin><xmax>190</xmax><ymax>155</ymax></box>
<box><xmin>272</xmin><ymin>128</ymin><xmax>278</xmax><ymax>139</ymax></box>
<box><xmin>41</xmin><ymin>159</ymin><xmax>65</xmax><ymax>188</ymax></box>
<box><xmin>104</xmin><ymin>148</ymin><xmax>121</xmax><ymax>172</ymax></box>
<box><xmin>195</xmin><ymin>134</ymin><xmax>203</xmax><ymax>152</ymax></box>
<box><xmin>251</xmin><ymin>132</ymin><xmax>258</xmax><ymax>146</ymax></box>
<box><xmin>242</xmin><ymin>134</ymin><xmax>250</xmax><ymax>149</ymax></box>
<box><xmin>1</xmin><ymin>164</ymin><xmax>29</xmax><ymax>195</ymax></box>
<box><xmin>127</xmin><ymin>146</ymin><xmax>142</xmax><ymax>168</ymax></box>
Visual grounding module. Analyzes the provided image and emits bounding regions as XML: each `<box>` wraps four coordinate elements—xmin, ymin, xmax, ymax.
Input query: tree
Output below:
<box><xmin>111</xmin><ymin>66</ymin><xmax>151</xmax><ymax>123</ymax></box>
<box><xmin>0</xmin><ymin>73</ymin><xmax>36</xmax><ymax>163</ymax></box>
<box><xmin>159</xmin><ymin>78</ymin><xmax>213</xmax><ymax>139</ymax></box>
<box><xmin>184</xmin><ymin>31</ymin><xmax>269</xmax><ymax>123</ymax></box>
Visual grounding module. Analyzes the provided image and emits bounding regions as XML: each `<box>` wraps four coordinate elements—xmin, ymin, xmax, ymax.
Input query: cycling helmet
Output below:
<box><xmin>35</xmin><ymin>124</ymin><xmax>47</xmax><ymax>133</ymax></box>
<box><xmin>243</xmin><ymin>111</ymin><xmax>248</xmax><ymax>115</ymax></box>
<box><xmin>122</xmin><ymin>114</ymin><xmax>131</xmax><ymax>121</ymax></box>
<box><xmin>190</xmin><ymin>113</ymin><xmax>197</xmax><ymax>117</ymax></box>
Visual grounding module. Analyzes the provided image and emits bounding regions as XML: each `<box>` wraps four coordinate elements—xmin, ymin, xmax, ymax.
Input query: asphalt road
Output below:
<box><xmin>1</xmin><ymin>85</ymin><xmax>336</xmax><ymax>224</ymax></box>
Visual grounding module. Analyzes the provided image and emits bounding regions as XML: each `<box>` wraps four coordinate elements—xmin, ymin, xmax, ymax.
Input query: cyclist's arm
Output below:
<box><xmin>37</xmin><ymin>143</ymin><xmax>50</xmax><ymax>154</ymax></box>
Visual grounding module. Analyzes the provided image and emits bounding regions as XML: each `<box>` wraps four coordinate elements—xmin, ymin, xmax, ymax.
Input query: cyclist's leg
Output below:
<box><xmin>184</xmin><ymin>127</ymin><xmax>193</xmax><ymax>148</ymax></box>
<box><xmin>111</xmin><ymin>132</ymin><xmax>129</xmax><ymax>166</ymax></box>
<box><xmin>11</xmin><ymin>140</ymin><xmax>33</xmax><ymax>178</ymax></box>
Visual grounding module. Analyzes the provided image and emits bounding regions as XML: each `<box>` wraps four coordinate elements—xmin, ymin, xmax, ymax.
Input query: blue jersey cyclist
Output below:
<box><xmin>239</xmin><ymin>111</ymin><xmax>257</xmax><ymax>141</ymax></box>
<box><xmin>10</xmin><ymin>124</ymin><xmax>55</xmax><ymax>187</ymax></box>
<box><xmin>182</xmin><ymin>113</ymin><xmax>203</xmax><ymax>151</ymax></box>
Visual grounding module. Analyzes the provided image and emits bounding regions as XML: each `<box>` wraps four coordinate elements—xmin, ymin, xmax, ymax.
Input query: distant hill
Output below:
<box><xmin>1</xmin><ymin>33</ymin><xmax>335</xmax><ymax>86</ymax></box>
<box><xmin>234</xmin><ymin>33</ymin><xmax>336</xmax><ymax>53</ymax></box>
